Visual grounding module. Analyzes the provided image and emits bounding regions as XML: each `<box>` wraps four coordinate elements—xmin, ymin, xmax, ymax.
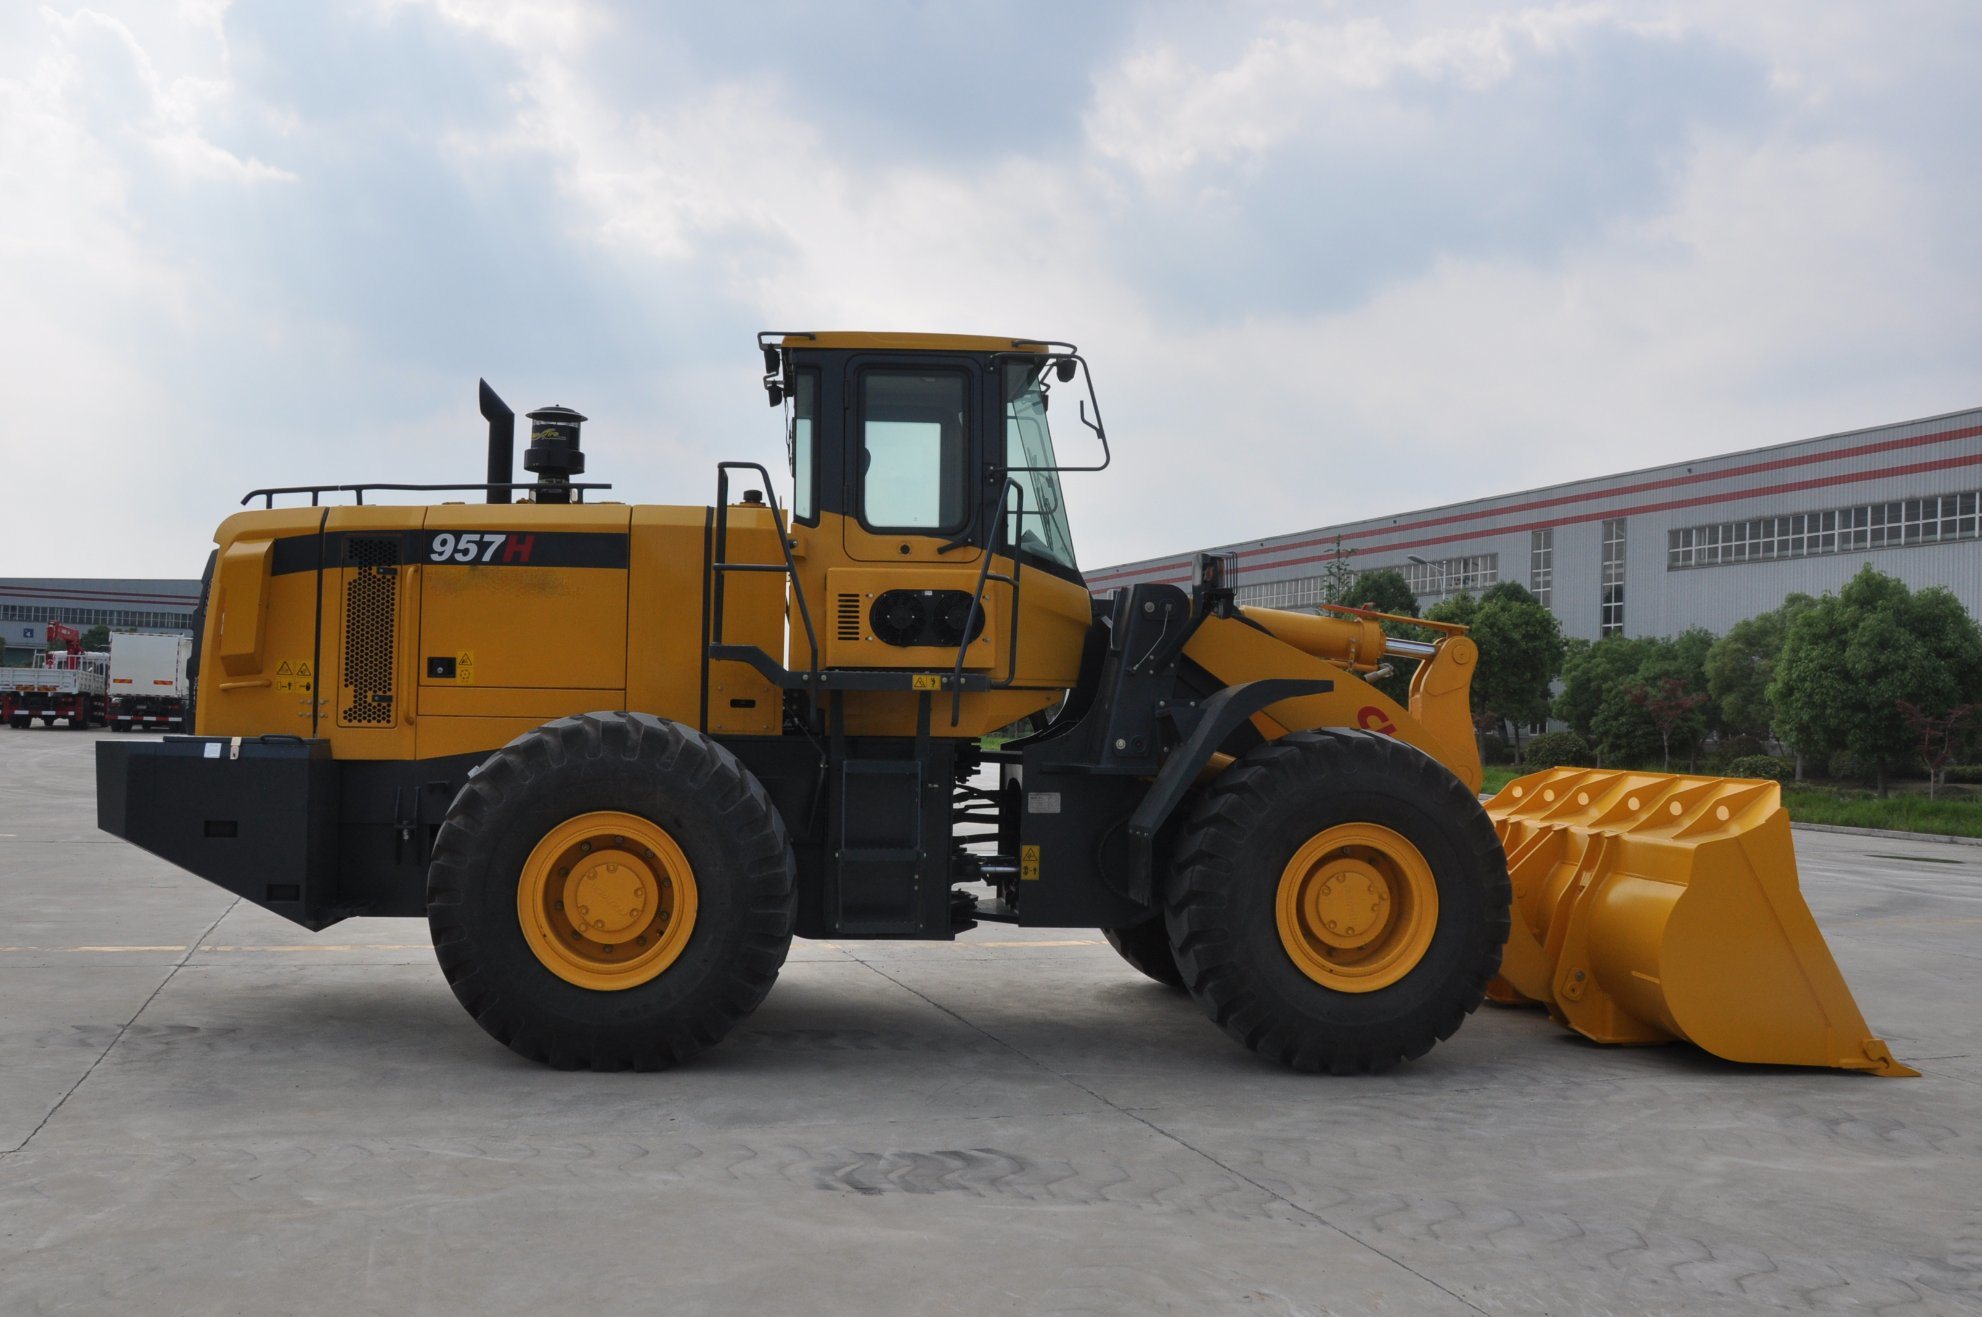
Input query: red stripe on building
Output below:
<box><xmin>1</xmin><ymin>586</ymin><xmax>195</xmax><ymax>607</ymax></box>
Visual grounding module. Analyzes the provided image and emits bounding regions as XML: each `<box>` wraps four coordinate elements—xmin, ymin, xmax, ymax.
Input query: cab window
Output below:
<box><xmin>1003</xmin><ymin>362</ymin><xmax>1079</xmax><ymax>570</ymax></box>
<box><xmin>859</xmin><ymin>370</ymin><xmax>969</xmax><ymax>533</ymax></box>
<box><xmin>789</xmin><ymin>368</ymin><xmax>818</xmax><ymax>523</ymax></box>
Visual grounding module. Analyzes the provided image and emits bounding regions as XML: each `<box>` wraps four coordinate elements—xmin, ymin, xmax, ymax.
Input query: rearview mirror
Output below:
<box><xmin>1054</xmin><ymin>358</ymin><xmax>1077</xmax><ymax>383</ymax></box>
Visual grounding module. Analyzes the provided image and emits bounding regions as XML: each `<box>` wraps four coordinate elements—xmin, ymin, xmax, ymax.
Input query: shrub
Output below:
<box><xmin>1522</xmin><ymin>730</ymin><xmax>1592</xmax><ymax>770</ymax></box>
<box><xmin>1942</xmin><ymin>764</ymin><xmax>1982</xmax><ymax>785</ymax></box>
<box><xmin>1716</xmin><ymin>734</ymin><xmax>1767</xmax><ymax>761</ymax></box>
<box><xmin>1724</xmin><ymin>754</ymin><xmax>1794</xmax><ymax>783</ymax></box>
<box><xmin>1481</xmin><ymin>732</ymin><xmax>1513</xmax><ymax>765</ymax></box>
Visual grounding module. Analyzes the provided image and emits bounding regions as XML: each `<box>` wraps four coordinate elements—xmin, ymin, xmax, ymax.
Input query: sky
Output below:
<box><xmin>3</xmin><ymin>0</ymin><xmax>1979</xmax><ymax>579</ymax></box>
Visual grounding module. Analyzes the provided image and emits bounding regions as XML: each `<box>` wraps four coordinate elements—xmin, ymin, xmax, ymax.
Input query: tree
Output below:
<box><xmin>1770</xmin><ymin>565</ymin><xmax>1982</xmax><ymax>796</ymax></box>
<box><xmin>1590</xmin><ymin>679</ymin><xmax>1663</xmax><ymax>767</ymax></box>
<box><xmin>1560</xmin><ymin>634</ymin><xmax>1711</xmax><ymax>768</ymax></box>
<box><xmin>1659</xmin><ymin>627</ymin><xmax>1720</xmax><ymax>739</ymax></box>
<box><xmin>1469</xmin><ymin>590</ymin><xmax>1565</xmax><ymax>752</ymax></box>
<box><xmin>1629</xmin><ymin>677</ymin><xmax>1710</xmax><ymax>771</ymax></box>
<box><xmin>1423</xmin><ymin>590</ymin><xmax>1477</xmax><ymax>629</ymax></box>
<box><xmin>1898</xmin><ymin>700</ymin><xmax>1979</xmax><ymax>799</ymax></box>
<box><xmin>1317</xmin><ymin>536</ymin><xmax>1358</xmax><ymax>608</ymax></box>
<box><xmin>1554</xmin><ymin>635</ymin><xmax>1652</xmax><ymax>742</ymax></box>
<box><xmin>1418</xmin><ymin>589</ymin><xmax>1563</xmax><ymax>756</ymax></box>
<box><xmin>81</xmin><ymin>625</ymin><xmax>111</xmax><ymax>651</ymax></box>
<box><xmin>1351</xmin><ymin>568</ymin><xmax>1418</xmax><ymax>618</ymax></box>
<box><xmin>1480</xmin><ymin>580</ymin><xmax>1541</xmax><ymax>608</ymax></box>
<box><xmin>1705</xmin><ymin>595</ymin><xmax>1816</xmax><ymax>742</ymax></box>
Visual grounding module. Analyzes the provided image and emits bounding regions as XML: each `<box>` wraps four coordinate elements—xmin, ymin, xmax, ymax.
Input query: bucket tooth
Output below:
<box><xmin>1484</xmin><ymin>768</ymin><xmax>1917</xmax><ymax>1076</ymax></box>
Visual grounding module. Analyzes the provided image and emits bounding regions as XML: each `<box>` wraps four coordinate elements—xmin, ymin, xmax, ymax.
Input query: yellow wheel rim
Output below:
<box><xmin>1275</xmin><ymin>822</ymin><xmax>1438</xmax><ymax>993</ymax></box>
<box><xmin>516</xmin><ymin>811</ymin><xmax>698</xmax><ymax>991</ymax></box>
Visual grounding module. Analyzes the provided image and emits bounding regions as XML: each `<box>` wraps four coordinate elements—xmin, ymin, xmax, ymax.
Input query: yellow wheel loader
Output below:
<box><xmin>95</xmin><ymin>332</ymin><xmax>1910</xmax><ymax>1076</ymax></box>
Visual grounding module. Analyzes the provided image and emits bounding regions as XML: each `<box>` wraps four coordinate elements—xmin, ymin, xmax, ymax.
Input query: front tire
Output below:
<box><xmin>427</xmin><ymin>712</ymin><xmax>795</xmax><ymax>1070</ymax></box>
<box><xmin>1165</xmin><ymin>730</ymin><xmax>1509</xmax><ymax>1074</ymax></box>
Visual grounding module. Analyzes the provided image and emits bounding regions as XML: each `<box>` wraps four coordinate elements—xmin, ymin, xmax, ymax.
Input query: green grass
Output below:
<box><xmin>1780</xmin><ymin>786</ymin><xmax>1982</xmax><ymax>838</ymax></box>
<box><xmin>1480</xmin><ymin>764</ymin><xmax>1523</xmax><ymax>795</ymax></box>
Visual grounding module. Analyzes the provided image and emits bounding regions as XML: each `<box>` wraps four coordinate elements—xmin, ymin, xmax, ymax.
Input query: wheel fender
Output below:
<box><xmin>1122</xmin><ymin>677</ymin><xmax>1332</xmax><ymax>905</ymax></box>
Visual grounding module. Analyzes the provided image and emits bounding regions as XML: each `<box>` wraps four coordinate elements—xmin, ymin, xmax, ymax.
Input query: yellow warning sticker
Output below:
<box><xmin>275</xmin><ymin>658</ymin><xmax>311</xmax><ymax>692</ymax></box>
<box><xmin>911</xmin><ymin>674</ymin><xmax>942</xmax><ymax>691</ymax></box>
<box><xmin>276</xmin><ymin>660</ymin><xmax>294</xmax><ymax>676</ymax></box>
<box><xmin>1020</xmin><ymin>845</ymin><xmax>1041</xmax><ymax>881</ymax></box>
<box><xmin>456</xmin><ymin>650</ymin><xmax>475</xmax><ymax>684</ymax></box>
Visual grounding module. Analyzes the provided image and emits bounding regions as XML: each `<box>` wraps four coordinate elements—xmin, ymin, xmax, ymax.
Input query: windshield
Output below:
<box><xmin>1002</xmin><ymin>362</ymin><xmax>1078</xmax><ymax>571</ymax></box>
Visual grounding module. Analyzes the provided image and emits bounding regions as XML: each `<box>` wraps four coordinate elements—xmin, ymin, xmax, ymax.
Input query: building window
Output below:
<box><xmin>1233</xmin><ymin>575</ymin><xmax>1330</xmax><ymax>610</ymax></box>
<box><xmin>0</xmin><ymin>603</ymin><xmax>193</xmax><ymax>631</ymax></box>
<box><xmin>1529</xmin><ymin>529</ymin><xmax>1553</xmax><ymax>608</ymax></box>
<box><xmin>1667</xmin><ymin>490</ymin><xmax>1982</xmax><ymax>570</ymax></box>
<box><xmin>1401</xmin><ymin>554</ymin><xmax>1498</xmax><ymax>600</ymax></box>
<box><xmin>1599</xmin><ymin>518</ymin><xmax>1626</xmax><ymax>637</ymax></box>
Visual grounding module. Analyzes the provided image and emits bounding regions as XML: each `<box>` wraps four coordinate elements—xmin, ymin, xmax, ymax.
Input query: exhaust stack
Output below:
<box><xmin>479</xmin><ymin>379</ymin><xmax>515</xmax><ymax>504</ymax></box>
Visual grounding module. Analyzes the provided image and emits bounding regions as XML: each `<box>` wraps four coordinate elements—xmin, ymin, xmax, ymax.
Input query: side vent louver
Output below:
<box><xmin>339</xmin><ymin>537</ymin><xmax>400</xmax><ymax>727</ymax></box>
<box><xmin>836</xmin><ymin>594</ymin><xmax>863</xmax><ymax>643</ymax></box>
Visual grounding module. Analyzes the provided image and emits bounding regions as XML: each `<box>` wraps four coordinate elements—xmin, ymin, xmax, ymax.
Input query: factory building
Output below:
<box><xmin>1087</xmin><ymin>405</ymin><xmax>1982</xmax><ymax>641</ymax></box>
<box><xmin>0</xmin><ymin>578</ymin><xmax>200</xmax><ymax>664</ymax></box>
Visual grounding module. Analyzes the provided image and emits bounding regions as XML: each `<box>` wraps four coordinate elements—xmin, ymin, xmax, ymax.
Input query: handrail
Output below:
<box><xmin>950</xmin><ymin>477</ymin><xmax>1026</xmax><ymax>725</ymax></box>
<box><xmin>711</xmin><ymin>462</ymin><xmax>820</xmax><ymax>702</ymax></box>
<box><xmin>241</xmin><ymin>482</ymin><xmax>613</xmax><ymax>509</ymax></box>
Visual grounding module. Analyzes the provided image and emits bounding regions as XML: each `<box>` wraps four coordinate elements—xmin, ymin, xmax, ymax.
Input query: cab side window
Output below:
<box><xmin>859</xmin><ymin>371</ymin><xmax>969</xmax><ymax>533</ymax></box>
<box><xmin>790</xmin><ymin>369</ymin><xmax>818</xmax><ymax>523</ymax></box>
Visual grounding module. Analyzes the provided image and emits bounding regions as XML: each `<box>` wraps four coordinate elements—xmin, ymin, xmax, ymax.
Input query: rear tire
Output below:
<box><xmin>428</xmin><ymin>712</ymin><xmax>796</xmax><ymax>1071</ymax></box>
<box><xmin>1101</xmin><ymin>918</ymin><xmax>1186</xmax><ymax>988</ymax></box>
<box><xmin>1164</xmin><ymin>729</ymin><xmax>1509</xmax><ymax>1074</ymax></box>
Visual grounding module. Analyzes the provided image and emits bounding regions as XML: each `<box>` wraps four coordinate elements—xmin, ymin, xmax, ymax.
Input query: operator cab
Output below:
<box><xmin>761</xmin><ymin>332</ymin><xmax>1104</xmax><ymax>586</ymax></box>
<box><xmin>733</xmin><ymin>333</ymin><xmax>1109</xmax><ymax>736</ymax></box>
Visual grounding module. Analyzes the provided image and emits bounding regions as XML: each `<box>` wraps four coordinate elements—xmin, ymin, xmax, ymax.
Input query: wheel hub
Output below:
<box><xmin>565</xmin><ymin>857</ymin><xmax>654</xmax><ymax>945</ymax></box>
<box><xmin>1276</xmin><ymin>822</ymin><xmax>1439</xmax><ymax>993</ymax></box>
<box><xmin>1303</xmin><ymin>860</ymin><xmax>1392</xmax><ymax>948</ymax></box>
<box><xmin>517</xmin><ymin>812</ymin><xmax>698</xmax><ymax>991</ymax></box>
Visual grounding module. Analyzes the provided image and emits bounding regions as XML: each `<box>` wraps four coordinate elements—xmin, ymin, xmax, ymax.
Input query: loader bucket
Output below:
<box><xmin>1482</xmin><ymin>768</ymin><xmax>1916</xmax><ymax>1077</ymax></box>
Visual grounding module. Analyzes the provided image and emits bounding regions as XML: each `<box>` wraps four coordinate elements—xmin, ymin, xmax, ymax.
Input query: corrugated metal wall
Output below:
<box><xmin>1087</xmin><ymin>406</ymin><xmax>1982</xmax><ymax>641</ymax></box>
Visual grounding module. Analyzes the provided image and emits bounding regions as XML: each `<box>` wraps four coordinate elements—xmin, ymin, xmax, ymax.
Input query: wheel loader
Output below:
<box><xmin>95</xmin><ymin>332</ymin><xmax>1912</xmax><ymax>1076</ymax></box>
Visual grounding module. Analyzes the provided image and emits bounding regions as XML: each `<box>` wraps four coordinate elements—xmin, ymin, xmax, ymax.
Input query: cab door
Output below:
<box><xmin>839</xmin><ymin>354</ymin><xmax>986</xmax><ymax>566</ymax></box>
<box><xmin>826</xmin><ymin>354</ymin><xmax>1001</xmax><ymax>671</ymax></box>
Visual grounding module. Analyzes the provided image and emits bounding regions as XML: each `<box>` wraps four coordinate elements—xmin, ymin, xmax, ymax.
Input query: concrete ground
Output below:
<box><xmin>0</xmin><ymin>729</ymin><xmax>1977</xmax><ymax>1316</ymax></box>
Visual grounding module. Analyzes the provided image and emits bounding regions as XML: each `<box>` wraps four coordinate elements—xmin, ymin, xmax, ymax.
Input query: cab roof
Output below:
<box><xmin>777</xmin><ymin>331</ymin><xmax>1054</xmax><ymax>353</ymax></box>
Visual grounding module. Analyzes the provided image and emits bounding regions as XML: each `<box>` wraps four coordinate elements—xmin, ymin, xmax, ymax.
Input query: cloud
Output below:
<box><xmin>1</xmin><ymin>1</ymin><xmax>1977</xmax><ymax>581</ymax></box>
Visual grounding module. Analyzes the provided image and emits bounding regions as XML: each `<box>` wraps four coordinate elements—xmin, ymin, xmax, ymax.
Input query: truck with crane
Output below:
<box><xmin>2</xmin><ymin>622</ymin><xmax>109</xmax><ymax>729</ymax></box>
